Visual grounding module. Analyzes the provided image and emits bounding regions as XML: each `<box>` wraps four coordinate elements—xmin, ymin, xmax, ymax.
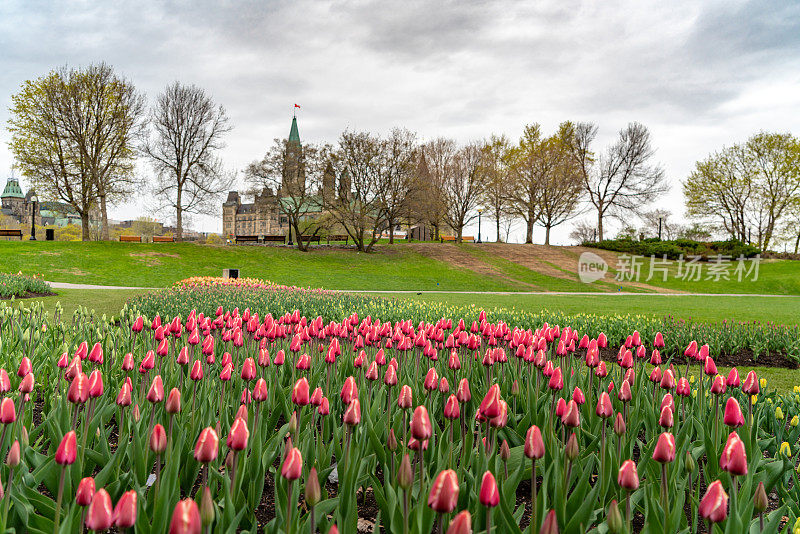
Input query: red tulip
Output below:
<box><xmin>699</xmin><ymin>480</ymin><xmax>728</xmax><ymax>523</ymax></box>
<box><xmin>653</xmin><ymin>332</ymin><xmax>665</xmax><ymax>348</ymax></box>
<box><xmin>241</xmin><ymin>357</ymin><xmax>257</xmax><ymax>381</ymax></box>
<box><xmin>147</xmin><ymin>375</ymin><xmax>164</xmax><ymax>403</ymax></box>
<box><xmin>292</xmin><ymin>377</ymin><xmax>310</xmax><ymax>406</ymax></box>
<box><xmin>676</xmin><ymin>378</ymin><xmax>691</xmax><ymax>397</ymax></box>
<box><xmin>444</xmin><ymin>395</ymin><xmax>460</xmax><ymax>420</ymax></box>
<box><xmin>194</xmin><ymin>427</ymin><xmax>219</xmax><ymax>463</ymax></box>
<box><xmin>561</xmin><ymin>400</ymin><xmax>580</xmax><ymax>428</ymax></box>
<box><xmin>614</xmin><ymin>412</ymin><xmax>626</xmax><ymax>436</ymax></box>
<box><xmin>742</xmin><ymin>370</ymin><xmax>759</xmax><ymax>395</ymax></box>
<box><xmin>85</xmin><ymin>488</ymin><xmax>113</xmax><ymax>531</ymax></box>
<box><xmin>281</xmin><ymin>447</ymin><xmax>303</xmax><ymax>480</ymax></box>
<box><xmin>428</xmin><ymin>469</ymin><xmax>459</xmax><ymax>513</ymax></box>
<box><xmin>411</xmin><ymin>405</ymin><xmax>432</xmax><ymax>440</ymax></box>
<box><xmin>424</xmin><ymin>367</ymin><xmax>439</xmax><ymax>391</ymax></box>
<box><xmin>660</xmin><ymin>393</ymin><xmax>674</xmax><ymax>413</ymax></box>
<box><xmin>55</xmin><ymin>430</ymin><xmax>77</xmax><ymax>465</ymax></box>
<box><xmin>726</xmin><ymin>368</ymin><xmax>740</xmax><ymax>388</ymax></box>
<box><xmin>478</xmin><ymin>471</ymin><xmax>499</xmax><ymax>507</ymax></box>
<box><xmin>311</xmin><ymin>387</ymin><xmax>323</xmax><ymax>406</ymax></box>
<box><xmin>76</xmin><ymin>477</ymin><xmax>96</xmax><ymax>506</ymax></box>
<box><xmin>548</xmin><ymin>367</ymin><xmax>563</xmax><ymax>391</ymax></box>
<box><xmin>166</xmin><ymin>388</ymin><xmax>181</xmax><ymax>414</ymax></box>
<box><xmin>227</xmin><ymin>417</ymin><xmax>249</xmax><ymax>451</ymax></box>
<box><xmin>68</xmin><ymin>372</ymin><xmax>89</xmax><ymax>404</ymax></box>
<box><xmin>658</xmin><ymin>406</ymin><xmax>674</xmax><ymax>428</ymax></box>
<box><xmin>150</xmin><ymin>424</ymin><xmax>167</xmax><ymax>454</ymax></box>
<box><xmin>539</xmin><ymin>510</ymin><xmax>559</xmax><ymax>534</ymax></box>
<box><xmin>456</xmin><ymin>378</ymin><xmax>471</xmax><ymax>403</ymax></box>
<box><xmin>572</xmin><ymin>387</ymin><xmax>585</xmax><ymax>405</ymax></box>
<box><xmin>18</xmin><ymin>372</ymin><xmax>34</xmax><ymax>394</ymax></box>
<box><xmin>555</xmin><ymin>398</ymin><xmax>566</xmax><ymax>418</ymax></box>
<box><xmin>446</xmin><ymin>510</ymin><xmax>472</xmax><ymax>534</ymax></box>
<box><xmin>398</xmin><ymin>385</ymin><xmax>413</xmax><ymax>409</ymax></box>
<box><xmin>0</xmin><ymin>369</ymin><xmax>9</xmax><ymax>392</ymax></box>
<box><xmin>704</xmin><ymin>356</ymin><xmax>717</xmax><ymax>376</ymax></box>
<box><xmin>617</xmin><ymin>380</ymin><xmax>632</xmax><ymax>402</ymax></box>
<box><xmin>617</xmin><ymin>460</ymin><xmax>639</xmax><ymax>490</ymax></box>
<box><xmin>169</xmin><ymin>499</ymin><xmax>201</xmax><ymax>534</ymax></box>
<box><xmin>253</xmin><ymin>379</ymin><xmax>268</xmax><ymax>402</ymax></box>
<box><xmin>524</xmin><ymin>425</ymin><xmax>545</xmax><ymax>459</ymax></box>
<box><xmin>384</xmin><ymin>365</ymin><xmax>398</xmax><ymax>386</ymax></box>
<box><xmin>723</xmin><ymin>397</ymin><xmax>744</xmax><ymax>428</ymax></box>
<box><xmin>0</xmin><ymin>398</ymin><xmax>16</xmax><ymax>424</ymax></box>
<box><xmin>596</xmin><ymin>392</ymin><xmax>613</xmax><ymax>418</ymax></box>
<box><xmin>652</xmin><ymin>432</ymin><xmax>675</xmax><ymax>463</ymax></box>
<box><xmin>318</xmin><ymin>397</ymin><xmax>330</xmax><ymax>416</ymax></box>
<box><xmin>17</xmin><ymin>357</ymin><xmax>31</xmax><ymax>378</ymax></box>
<box><xmin>341</xmin><ymin>376</ymin><xmax>358</xmax><ymax>405</ymax></box>
<box><xmin>710</xmin><ymin>375</ymin><xmax>726</xmax><ymax>395</ymax></box>
<box><xmin>343</xmin><ymin>398</ymin><xmax>362</xmax><ymax>426</ymax></box>
<box><xmin>720</xmin><ymin>431</ymin><xmax>747</xmax><ymax>476</ymax></box>
<box><xmin>122</xmin><ymin>353</ymin><xmax>134</xmax><ymax>371</ymax></box>
<box><xmin>660</xmin><ymin>369</ymin><xmax>675</xmax><ymax>390</ymax></box>
<box><xmin>113</xmin><ymin>490</ymin><xmax>137</xmax><ymax>528</ymax></box>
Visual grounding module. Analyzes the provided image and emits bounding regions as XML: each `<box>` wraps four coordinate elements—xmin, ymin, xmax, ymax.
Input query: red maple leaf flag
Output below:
<box><xmin>294</xmin><ymin>104</ymin><xmax>301</xmax><ymax>109</ymax></box>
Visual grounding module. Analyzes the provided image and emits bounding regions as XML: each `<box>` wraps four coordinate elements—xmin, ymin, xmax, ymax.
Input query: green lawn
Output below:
<box><xmin>0</xmin><ymin>241</ymin><xmax>522</xmax><ymax>291</ymax></box>
<box><xmin>366</xmin><ymin>292</ymin><xmax>800</xmax><ymax>325</ymax></box>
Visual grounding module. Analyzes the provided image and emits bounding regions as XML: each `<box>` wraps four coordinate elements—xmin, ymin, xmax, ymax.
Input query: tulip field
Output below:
<box><xmin>0</xmin><ymin>278</ymin><xmax>799</xmax><ymax>533</ymax></box>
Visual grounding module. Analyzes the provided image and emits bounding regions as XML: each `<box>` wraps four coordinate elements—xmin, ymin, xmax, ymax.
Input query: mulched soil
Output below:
<box><xmin>594</xmin><ymin>346</ymin><xmax>799</xmax><ymax>370</ymax></box>
<box><xmin>0</xmin><ymin>290</ymin><xmax>57</xmax><ymax>300</ymax></box>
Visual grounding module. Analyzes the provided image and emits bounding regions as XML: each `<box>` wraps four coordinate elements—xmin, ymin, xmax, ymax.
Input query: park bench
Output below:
<box><xmin>0</xmin><ymin>229</ymin><xmax>23</xmax><ymax>240</ymax></box>
<box><xmin>440</xmin><ymin>235</ymin><xmax>475</xmax><ymax>243</ymax></box>
<box><xmin>327</xmin><ymin>234</ymin><xmax>349</xmax><ymax>244</ymax></box>
<box><xmin>300</xmin><ymin>235</ymin><xmax>321</xmax><ymax>244</ymax></box>
<box><xmin>235</xmin><ymin>235</ymin><xmax>259</xmax><ymax>244</ymax></box>
<box><xmin>153</xmin><ymin>236</ymin><xmax>174</xmax><ymax>243</ymax></box>
<box><xmin>262</xmin><ymin>235</ymin><xmax>286</xmax><ymax>243</ymax></box>
<box><xmin>120</xmin><ymin>235</ymin><xmax>142</xmax><ymax>243</ymax></box>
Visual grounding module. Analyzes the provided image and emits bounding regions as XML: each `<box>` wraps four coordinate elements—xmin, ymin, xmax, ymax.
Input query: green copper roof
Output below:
<box><xmin>288</xmin><ymin>117</ymin><xmax>301</xmax><ymax>145</ymax></box>
<box><xmin>1</xmin><ymin>178</ymin><xmax>24</xmax><ymax>199</ymax></box>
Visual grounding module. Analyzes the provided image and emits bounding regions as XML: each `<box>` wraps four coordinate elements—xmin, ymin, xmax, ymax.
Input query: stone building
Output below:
<box><xmin>2</xmin><ymin>175</ymin><xmax>84</xmax><ymax>228</ymax></box>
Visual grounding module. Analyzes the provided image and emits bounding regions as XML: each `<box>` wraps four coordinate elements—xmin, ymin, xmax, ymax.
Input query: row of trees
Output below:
<box><xmin>683</xmin><ymin>132</ymin><xmax>800</xmax><ymax>251</ymax></box>
<box><xmin>8</xmin><ymin>63</ymin><xmax>232</xmax><ymax>240</ymax></box>
<box><xmin>245</xmin><ymin>122</ymin><xmax>668</xmax><ymax>251</ymax></box>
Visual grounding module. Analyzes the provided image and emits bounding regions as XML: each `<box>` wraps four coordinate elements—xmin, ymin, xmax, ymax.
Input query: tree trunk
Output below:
<box><xmin>496</xmin><ymin>217</ymin><xmax>501</xmax><ymax>243</ymax></box>
<box><xmin>794</xmin><ymin>233</ymin><xmax>800</xmax><ymax>254</ymax></box>
<box><xmin>99</xmin><ymin>192</ymin><xmax>110</xmax><ymax>241</ymax></box>
<box><xmin>544</xmin><ymin>225</ymin><xmax>551</xmax><ymax>246</ymax></box>
<box><xmin>389</xmin><ymin>222</ymin><xmax>395</xmax><ymax>244</ymax></box>
<box><xmin>456</xmin><ymin>226</ymin><xmax>463</xmax><ymax>244</ymax></box>
<box><xmin>525</xmin><ymin>218</ymin><xmax>533</xmax><ymax>244</ymax></box>
<box><xmin>294</xmin><ymin>219</ymin><xmax>307</xmax><ymax>252</ymax></box>
<box><xmin>80</xmin><ymin>212</ymin><xmax>90</xmax><ymax>241</ymax></box>
<box><xmin>597</xmin><ymin>211</ymin><xmax>604</xmax><ymax>241</ymax></box>
<box><xmin>175</xmin><ymin>188</ymin><xmax>183</xmax><ymax>241</ymax></box>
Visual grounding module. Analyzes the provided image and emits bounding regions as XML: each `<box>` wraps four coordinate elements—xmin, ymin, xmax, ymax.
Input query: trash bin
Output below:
<box><xmin>223</xmin><ymin>268</ymin><xmax>239</xmax><ymax>279</ymax></box>
<box><xmin>45</xmin><ymin>228</ymin><xmax>55</xmax><ymax>241</ymax></box>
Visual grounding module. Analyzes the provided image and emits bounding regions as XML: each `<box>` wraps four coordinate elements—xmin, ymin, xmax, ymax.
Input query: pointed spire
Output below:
<box><xmin>288</xmin><ymin>117</ymin><xmax>301</xmax><ymax>146</ymax></box>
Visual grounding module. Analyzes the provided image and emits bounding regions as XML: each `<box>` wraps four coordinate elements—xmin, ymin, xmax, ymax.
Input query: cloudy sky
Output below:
<box><xmin>1</xmin><ymin>0</ymin><xmax>799</xmax><ymax>243</ymax></box>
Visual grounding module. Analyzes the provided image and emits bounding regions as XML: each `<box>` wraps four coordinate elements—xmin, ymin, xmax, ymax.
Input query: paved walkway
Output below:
<box><xmin>46</xmin><ymin>281</ymin><xmax>798</xmax><ymax>297</ymax></box>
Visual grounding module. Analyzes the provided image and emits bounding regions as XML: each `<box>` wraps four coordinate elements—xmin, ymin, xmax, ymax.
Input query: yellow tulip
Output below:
<box><xmin>689</xmin><ymin>375</ymin><xmax>695</xmax><ymax>384</ymax></box>
<box><xmin>776</xmin><ymin>407</ymin><xmax>785</xmax><ymax>420</ymax></box>
<box><xmin>780</xmin><ymin>442</ymin><xmax>791</xmax><ymax>457</ymax></box>
<box><xmin>792</xmin><ymin>416</ymin><xmax>799</xmax><ymax>428</ymax></box>
<box><xmin>760</xmin><ymin>378</ymin><xmax>767</xmax><ymax>389</ymax></box>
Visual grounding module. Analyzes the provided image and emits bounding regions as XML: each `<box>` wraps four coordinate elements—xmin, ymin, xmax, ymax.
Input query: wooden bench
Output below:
<box><xmin>0</xmin><ymin>229</ymin><xmax>23</xmax><ymax>240</ymax></box>
<box><xmin>120</xmin><ymin>235</ymin><xmax>142</xmax><ymax>243</ymax></box>
<box><xmin>153</xmin><ymin>235</ymin><xmax>174</xmax><ymax>243</ymax></box>
<box><xmin>327</xmin><ymin>234</ymin><xmax>349</xmax><ymax>244</ymax></box>
<box><xmin>440</xmin><ymin>235</ymin><xmax>474</xmax><ymax>243</ymax></box>
<box><xmin>235</xmin><ymin>235</ymin><xmax>259</xmax><ymax>244</ymax></box>
<box><xmin>262</xmin><ymin>235</ymin><xmax>286</xmax><ymax>243</ymax></box>
<box><xmin>300</xmin><ymin>235</ymin><xmax>321</xmax><ymax>244</ymax></box>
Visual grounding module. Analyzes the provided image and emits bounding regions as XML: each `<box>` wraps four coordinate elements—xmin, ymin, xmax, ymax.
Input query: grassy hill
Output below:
<box><xmin>2</xmin><ymin>240</ymin><xmax>800</xmax><ymax>295</ymax></box>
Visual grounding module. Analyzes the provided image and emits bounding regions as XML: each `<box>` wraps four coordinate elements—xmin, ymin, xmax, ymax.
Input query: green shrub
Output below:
<box><xmin>0</xmin><ymin>272</ymin><xmax>52</xmax><ymax>298</ymax></box>
<box><xmin>585</xmin><ymin>238</ymin><xmax>761</xmax><ymax>260</ymax></box>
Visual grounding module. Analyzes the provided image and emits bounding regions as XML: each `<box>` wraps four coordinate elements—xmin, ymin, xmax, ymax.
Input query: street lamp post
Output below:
<box><xmin>29</xmin><ymin>195</ymin><xmax>38</xmax><ymax>241</ymax></box>
<box><xmin>477</xmin><ymin>209</ymin><xmax>483</xmax><ymax>243</ymax></box>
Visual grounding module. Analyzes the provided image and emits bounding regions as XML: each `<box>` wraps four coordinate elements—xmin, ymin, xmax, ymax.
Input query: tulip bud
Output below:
<box><xmin>114</xmin><ymin>490</ymin><xmax>138</xmax><ymax>529</ymax></box>
<box><xmin>500</xmin><ymin>440</ymin><xmax>510</xmax><ymax>462</ymax></box>
<box><xmin>607</xmin><ymin>499</ymin><xmax>623</xmax><ymax>534</ymax></box>
<box><xmin>227</xmin><ymin>417</ymin><xmax>249</xmax><ymax>451</ymax></box>
<box><xmin>194</xmin><ymin>427</ymin><xmax>219</xmax><ymax>463</ymax></box>
<box><xmin>617</xmin><ymin>460</ymin><xmax>639</xmax><ymax>490</ymax></box>
<box><xmin>753</xmin><ymin>481</ymin><xmax>767</xmax><ymax>513</ymax></box>
<box><xmin>478</xmin><ymin>471</ymin><xmax>499</xmax><ymax>507</ymax></box>
<box><xmin>411</xmin><ymin>405</ymin><xmax>432</xmax><ymax>441</ymax></box>
<box><xmin>652</xmin><ymin>432</ymin><xmax>675</xmax><ymax>463</ymax></box>
<box><xmin>55</xmin><ymin>430</ymin><xmax>77</xmax><ymax>465</ymax></box>
<box><xmin>398</xmin><ymin>454</ymin><xmax>413</xmax><ymax>490</ymax></box>
<box><xmin>85</xmin><ymin>488</ymin><xmax>113</xmax><ymax>531</ymax></box>
<box><xmin>446</xmin><ymin>510</ymin><xmax>472</xmax><ymax>534</ymax></box>
<box><xmin>328</xmin><ymin>526</ymin><xmax>339</xmax><ymax>534</ymax></box>
<box><xmin>658</xmin><ymin>406</ymin><xmax>674</xmax><ymax>428</ymax></box>
<box><xmin>698</xmin><ymin>480</ymin><xmax>728</xmax><ymax>523</ymax></box>
<box><xmin>200</xmin><ymin>486</ymin><xmax>214</xmax><ymax>527</ymax></box>
<box><xmin>0</xmin><ymin>398</ymin><xmax>16</xmax><ymax>424</ymax></box>
<box><xmin>428</xmin><ymin>469</ymin><xmax>459</xmax><ymax>513</ymax></box>
<box><xmin>388</xmin><ymin>429</ymin><xmax>398</xmax><ymax>451</ymax></box>
<box><xmin>596</xmin><ymin>392</ymin><xmax>613</xmax><ymax>418</ymax></box>
<box><xmin>305</xmin><ymin>467</ymin><xmax>321</xmax><ymax>506</ymax></box>
<box><xmin>343</xmin><ymin>399</ymin><xmax>362</xmax><ymax>426</ymax></box>
<box><xmin>720</xmin><ymin>431</ymin><xmax>747</xmax><ymax>476</ymax></box>
<box><xmin>561</xmin><ymin>400</ymin><xmax>580</xmax><ymax>428</ymax></box>
<box><xmin>150</xmin><ymin>424</ymin><xmax>167</xmax><ymax>454</ymax></box>
<box><xmin>565</xmin><ymin>432</ymin><xmax>579</xmax><ymax>461</ymax></box>
<box><xmin>281</xmin><ymin>447</ymin><xmax>303</xmax><ymax>480</ymax></box>
<box><xmin>169</xmin><ymin>498</ymin><xmax>201</xmax><ymax>534</ymax></box>
<box><xmin>76</xmin><ymin>476</ymin><xmax>96</xmax><ymax>506</ymax></box>
<box><xmin>524</xmin><ymin>425</ymin><xmax>545</xmax><ymax>459</ymax></box>
<box><xmin>166</xmin><ymin>388</ymin><xmax>181</xmax><ymax>414</ymax></box>
<box><xmin>288</xmin><ymin>411</ymin><xmax>298</xmax><ymax>436</ymax></box>
<box><xmin>684</xmin><ymin>451</ymin><xmax>696</xmax><ymax>474</ymax></box>
<box><xmin>539</xmin><ymin>510</ymin><xmax>559</xmax><ymax>534</ymax></box>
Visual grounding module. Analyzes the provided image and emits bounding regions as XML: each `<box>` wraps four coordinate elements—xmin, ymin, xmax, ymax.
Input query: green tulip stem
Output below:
<box><xmin>52</xmin><ymin>465</ymin><xmax>66</xmax><ymax>534</ymax></box>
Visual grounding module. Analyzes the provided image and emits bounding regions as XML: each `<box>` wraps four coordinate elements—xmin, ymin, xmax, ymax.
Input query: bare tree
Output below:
<box><xmin>536</xmin><ymin>124</ymin><xmax>584</xmax><ymax>245</ymax></box>
<box><xmin>8</xmin><ymin>64</ymin><xmax>145</xmax><ymax>241</ymax></box>
<box><xmin>441</xmin><ymin>141</ymin><xmax>485</xmax><ymax>243</ymax></box>
<box><xmin>479</xmin><ymin>135</ymin><xmax>513</xmax><ymax>242</ymax></box>
<box><xmin>143</xmin><ymin>82</ymin><xmax>233</xmax><ymax>240</ymax></box>
<box><xmin>568</xmin><ymin>122</ymin><xmax>668</xmax><ymax>241</ymax></box>
<box><xmin>569</xmin><ymin>219</ymin><xmax>597</xmax><ymax>244</ymax></box>
<box><xmin>640</xmin><ymin>209</ymin><xmax>682</xmax><ymax>240</ymax></box>
<box><xmin>376</xmin><ymin>128</ymin><xmax>417</xmax><ymax>244</ymax></box>
<box><xmin>245</xmin><ymin>138</ymin><xmax>329</xmax><ymax>251</ymax></box>
<box><xmin>328</xmin><ymin>130</ymin><xmax>386</xmax><ymax>252</ymax></box>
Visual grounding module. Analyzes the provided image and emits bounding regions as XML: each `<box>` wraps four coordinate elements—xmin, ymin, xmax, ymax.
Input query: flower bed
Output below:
<box><xmin>0</xmin><ymin>272</ymin><xmax>52</xmax><ymax>299</ymax></box>
<box><xmin>0</xmin><ymin>292</ymin><xmax>799</xmax><ymax>532</ymax></box>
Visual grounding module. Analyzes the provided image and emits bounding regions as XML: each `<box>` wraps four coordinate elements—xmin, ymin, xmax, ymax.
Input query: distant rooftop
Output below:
<box><xmin>1</xmin><ymin>177</ymin><xmax>24</xmax><ymax>199</ymax></box>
